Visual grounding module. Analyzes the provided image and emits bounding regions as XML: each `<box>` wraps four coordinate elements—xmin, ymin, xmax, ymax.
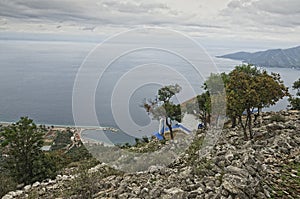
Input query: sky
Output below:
<box><xmin>0</xmin><ymin>0</ymin><xmax>300</xmax><ymax>50</ymax></box>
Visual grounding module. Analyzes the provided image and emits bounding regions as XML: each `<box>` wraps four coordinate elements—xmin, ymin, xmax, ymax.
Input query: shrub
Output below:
<box><xmin>0</xmin><ymin>173</ymin><xmax>17</xmax><ymax>198</ymax></box>
<box><xmin>269</xmin><ymin>114</ymin><xmax>286</xmax><ymax>123</ymax></box>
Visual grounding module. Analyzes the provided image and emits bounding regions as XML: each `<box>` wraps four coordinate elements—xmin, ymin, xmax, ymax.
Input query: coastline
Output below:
<box><xmin>0</xmin><ymin>120</ymin><xmax>120</xmax><ymax>144</ymax></box>
<box><xmin>0</xmin><ymin>120</ymin><xmax>118</xmax><ymax>131</ymax></box>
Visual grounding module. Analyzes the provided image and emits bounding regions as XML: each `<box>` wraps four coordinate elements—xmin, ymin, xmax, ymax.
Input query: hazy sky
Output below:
<box><xmin>0</xmin><ymin>0</ymin><xmax>300</xmax><ymax>46</ymax></box>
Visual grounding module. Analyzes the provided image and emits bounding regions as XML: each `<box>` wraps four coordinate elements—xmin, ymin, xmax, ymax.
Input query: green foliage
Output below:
<box><xmin>31</xmin><ymin>152</ymin><xmax>59</xmax><ymax>181</ymax></box>
<box><xmin>196</xmin><ymin>92</ymin><xmax>211</xmax><ymax>127</ymax></box>
<box><xmin>65</xmin><ymin>143</ymin><xmax>92</xmax><ymax>162</ymax></box>
<box><xmin>164</xmin><ymin>102</ymin><xmax>181</xmax><ymax>123</ymax></box>
<box><xmin>61</xmin><ymin>162</ymin><xmax>122</xmax><ymax>198</ymax></box>
<box><xmin>158</xmin><ymin>84</ymin><xmax>181</xmax><ymax>103</ymax></box>
<box><xmin>1</xmin><ymin>117</ymin><xmax>51</xmax><ymax>184</ymax></box>
<box><xmin>289</xmin><ymin>97</ymin><xmax>300</xmax><ymax>110</ymax></box>
<box><xmin>191</xmin><ymin>157</ymin><xmax>214</xmax><ymax>177</ymax></box>
<box><xmin>134</xmin><ymin>137</ymin><xmax>142</xmax><ymax>146</ymax></box>
<box><xmin>289</xmin><ymin>78</ymin><xmax>300</xmax><ymax>110</ymax></box>
<box><xmin>143</xmin><ymin>84</ymin><xmax>182</xmax><ymax>140</ymax></box>
<box><xmin>68</xmin><ymin>164</ymin><xmax>101</xmax><ymax>198</ymax></box>
<box><xmin>257</xmin><ymin>71</ymin><xmax>289</xmax><ymax>108</ymax></box>
<box><xmin>51</xmin><ymin>130</ymin><xmax>73</xmax><ymax>150</ymax></box>
<box><xmin>185</xmin><ymin>73</ymin><xmax>226</xmax><ymax>129</ymax></box>
<box><xmin>204</xmin><ymin>72</ymin><xmax>227</xmax><ymax>95</ymax></box>
<box><xmin>142</xmin><ymin>136</ymin><xmax>149</xmax><ymax>143</ymax></box>
<box><xmin>0</xmin><ymin>117</ymin><xmax>59</xmax><ymax>184</ymax></box>
<box><xmin>42</xmin><ymin>143</ymin><xmax>93</xmax><ymax>172</ymax></box>
<box><xmin>226</xmin><ymin>64</ymin><xmax>288</xmax><ymax>139</ymax></box>
<box><xmin>0</xmin><ymin>173</ymin><xmax>17</xmax><ymax>198</ymax></box>
<box><xmin>292</xmin><ymin>78</ymin><xmax>300</xmax><ymax>96</ymax></box>
<box><xmin>185</xmin><ymin>130</ymin><xmax>204</xmax><ymax>164</ymax></box>
<box><xmin>203</xmin><ymin>73</ymin><xmax>227</xmax><ymax>128</ymax></box>
<box><xmin>269</xmin><ymin>114</ymin><xmax>286</xmax><ymax>123</ymax></box>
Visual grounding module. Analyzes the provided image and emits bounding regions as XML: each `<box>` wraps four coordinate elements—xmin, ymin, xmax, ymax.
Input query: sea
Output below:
<box><xmin>0</xmin><ymin>37</ymin><xmax>299</xmax><ymax>144</ymax></box>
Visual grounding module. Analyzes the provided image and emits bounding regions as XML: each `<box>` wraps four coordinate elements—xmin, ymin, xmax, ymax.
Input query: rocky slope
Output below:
<box><xmin>2</xmin><ymin>110</ymin><xmax>300</xmax><ymax>199</ymax></box>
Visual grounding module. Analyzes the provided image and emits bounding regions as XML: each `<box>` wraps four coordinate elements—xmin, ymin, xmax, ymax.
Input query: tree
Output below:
<box><xmin>196</xmin><ymin>91</ymin><xmax>211</xmax><ymax>128</ymax></box>
<box><xmin>143</xmin><ymin>84</ymin><xmax>182</xmax><ymax>140</ymax></box>
<box><xmin>226</xmin><ymin>65</ymin><xmax>288</xmax><ymax>139</ymax></box>
<box><xmin>0</xmin><ymin>117</ymin><xmax>57</xmax><ymax>184</ymax></box>
<box><xmin>203</xmin><ymin>73</ymin><xmax>227</xmax><ymax>128</ymax></box>
<box><xmin>292</xmin><ymin>78</ymin><xmax>300</xmax><ymax>96</ymax></box>
<box><xmin>185</xmin><ymin>73</ymin><xmax>226</xmax><ymax>129</ymax></box>
<box><xmin>289</xmin><ymin>78</ymin><xmax>300</xmax><ymax>110</ymax></box>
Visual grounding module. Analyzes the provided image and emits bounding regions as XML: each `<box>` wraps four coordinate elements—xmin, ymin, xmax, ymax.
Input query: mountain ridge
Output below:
<box><xmin>217</xmin><ymin>45</ymin><xmax>300</xmax><ymax>69</ymax></box>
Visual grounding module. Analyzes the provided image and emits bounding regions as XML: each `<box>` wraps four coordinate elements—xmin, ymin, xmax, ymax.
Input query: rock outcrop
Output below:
<box><xmin>3</xmin><ymin>110</ymin><xmax>300</xmax><ymax>199</ymax></box>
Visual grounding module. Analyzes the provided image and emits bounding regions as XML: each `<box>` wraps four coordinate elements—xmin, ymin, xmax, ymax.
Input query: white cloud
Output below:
<box><xmin>0</xmin><ymin>0</ymin><xmax>224</xmax><ymax>33</ymax></box>
<box><xmin>0</xmin><ymin>0</ymin><xmax>299</xmax><ymax>43</ymax></box>
<box><xmin>222</xmin><ymin>0</ymin><xmax>300</xmax><ymax>27</ymax></box>
<box><xmin>253</xmin><ymin>0</ymin><xmax>300</xmax><ymax>15</ymax></box>
<box><xmin>219</xmin><ymin>0</ymin><xmax>300</xmax><ymax>42</ymax></box>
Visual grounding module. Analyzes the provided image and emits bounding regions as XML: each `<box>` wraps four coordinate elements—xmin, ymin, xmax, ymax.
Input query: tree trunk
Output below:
<box><xmin>203</xmin><ymin>113</ymin><xmax>207</xmax><ymax>128</ymax></box>
<box><xmin>207</xmin><ymin>114</ymin><xmax>211</xmax><ymax>127</ymax></box>
<box><xmin>253</xmin><ymin>107</ymin><xmax>261</xmax><ymax>125</ymax></box>
<box><xmin>258</xmin><ymin>107</ymin><xmax>262</xmax><ymax>125</ymax></box>
<box><xmin>239</xmin><ymin>116</ymin><xmax>248</xmax><ymax>140</ymax></box>
<box><xmin>231</xmin><ymin>116</ymin><xmax>237</xmax><ymax>128</ymax></box>
<box><xmin>247</xmin><ymin>108</ymin><xmax>253</xmax><ymax>139</ymax></box>
<box><xmin>165</xmin><ymin>117</ymin><xmax>174</xmax><ymax>140</ymax></box>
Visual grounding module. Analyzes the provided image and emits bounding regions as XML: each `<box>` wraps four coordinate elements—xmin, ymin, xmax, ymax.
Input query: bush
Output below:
<box><xmin>0</xmin><ymin>117</ymin><xmax>58</xmax><ymax>184</ymax></box>
<box><xmin>51</xmin><ymin>130</ymin><xmax>73</xmax><ymax>150</ymax></box>
<box><xmin>0</xmin><ymin>173</ymin><xmax>17</xmax><ymax>198</ymax></box>
<box><xmin>142</xmin><ymin>136</ymin><xmax>149</xmax><ymax>143</ymax></box>
<box><xmin>65</xmin><ymin>144</ymin><xmax>92</xmax><ymax>163</ymax></box>
<box><xmin>289</xmin><ymin>97</ymin><xmax>300</xmax><ymax>110</ymax></box>
<box><xmin>269</xmin><ymin>114</ymin><xmax>286</xmax><ymax>123</ymax></box>
<box><xmin>29</xmin><ymin>154</ymin><xmax>55</xmax><ymax>182</ymax></box>
<box><xmin>62</xmin><ymin>162</ymin><xmax>122</xmax><ymax>198</ymax></box>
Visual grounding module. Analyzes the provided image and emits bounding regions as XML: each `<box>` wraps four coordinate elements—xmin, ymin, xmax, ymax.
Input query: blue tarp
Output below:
<box><xmin>154</xmin><ymin>132</ymin><xmax>165</xmax><ymax>140</ymax></box>
<box><xmin>153</xmin><ymin>123</ymin><xmax>191</xmax><ymax>140</ymax></box>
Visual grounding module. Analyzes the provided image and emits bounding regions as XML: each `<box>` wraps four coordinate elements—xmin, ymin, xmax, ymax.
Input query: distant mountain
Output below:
<box><xmin>217</xmin><ymin>46</ymin><xmax>300</xmax><ymax>69</ymax></box>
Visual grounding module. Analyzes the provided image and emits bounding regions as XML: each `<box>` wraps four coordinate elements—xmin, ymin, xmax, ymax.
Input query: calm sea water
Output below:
<box><xmin>0</xmin><ymin>39</ymin><xmax>299</xmax><ymax>129</ymax></box>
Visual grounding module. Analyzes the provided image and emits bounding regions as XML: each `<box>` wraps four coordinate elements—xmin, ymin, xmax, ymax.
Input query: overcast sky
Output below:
<box><xmin>0</xmin><ymin>0</ymin><xmax>300</xmax><ymax>46</ymax></box>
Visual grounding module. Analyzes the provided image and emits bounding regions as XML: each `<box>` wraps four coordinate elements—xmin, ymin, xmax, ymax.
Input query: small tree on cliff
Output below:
<box><xmin>289</xmin><ymin>78</ymin><xmax>300</xmax><ymax>110</ymax></box>
<box><xmin>0</xmin><ymin>117</ymin><xmax>57</xmax><ymax>184</ymax></box>
<box><xmin>196</xmin><ymin>91</ymin><xmax>211</xmax><ymax>128</ymax></box>
<box><xmin>143</xmin><ymin>84</ymin><xmax>182</xmax><ymax>140</ymax></box>
<box><xmin>203</xmin><ymin>73</ymin><xmax>227</xmax><ymax>128</ymax></box>
<box><xmin>185</xmin><ymin>91</ymin><xmax>211</xmax><ymax>129</ymax></box>
<box><xmin>226</xmin><ymin>65</ymin><xmax>288</xmax><ymax>139</ymax></box>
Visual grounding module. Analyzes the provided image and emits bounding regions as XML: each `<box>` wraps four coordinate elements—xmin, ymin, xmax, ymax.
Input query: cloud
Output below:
<box><xmin>0</xmin><ymin>0</ymin><xmax>299</xmax><ymax>43</ymax></box>
<box><xmin>0</xmin><ymin>0</ymin><xmax>224</xmax><ymax>34</ymax></box>
<box><xmin>222</xmin><ymin>0</ymin><xmax>300</xmax><ymax>28</ymax></box>
<box><xmin>0</xmin><ymin>0</ymin><xmax>181</xmax><ymax>26</ymax></box>
<box><xmin>0</xmin><ymin>0</ymin><xmax>109</xmax><ymax>23</ymax></box>
<box><xmin>101</xmin><ymin>1</ymin><xmax>170</xmax><ymax>15</ymax></box>
<box><xmin>253</xmin><ymin>0</ymin><xmax>300</xmax><ymax>15</ymax></box>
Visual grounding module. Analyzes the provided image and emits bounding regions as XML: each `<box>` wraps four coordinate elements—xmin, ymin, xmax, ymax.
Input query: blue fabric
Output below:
<box><xmin>154</xmin><ymin>132</ymin><xmax>164</xmax><ymax>140</ymax></box>
<box><xmin>153</xmin><ymin>123</ymin><xmax>192</xmax><ymax>139</ymax></box>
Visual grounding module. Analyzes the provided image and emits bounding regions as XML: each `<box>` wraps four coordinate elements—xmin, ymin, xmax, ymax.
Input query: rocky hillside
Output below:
<box><xmin>217</xmin><ymin>46</ymin><xmax>300</xmax><ymax>69</ymax></box>
<box><xmin>2</xmin><ymin>110</ymin><xmax>300</xmax><ymax>199</ymax></box>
